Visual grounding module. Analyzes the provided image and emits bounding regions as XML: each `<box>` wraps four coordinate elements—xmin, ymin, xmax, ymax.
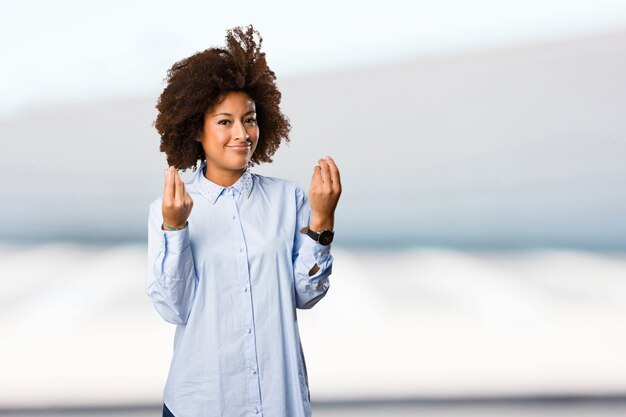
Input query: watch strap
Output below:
<box><xmin>300</xmin><ymin>226</ymin><xmax>334</xmax><ymax>245</ymax></box>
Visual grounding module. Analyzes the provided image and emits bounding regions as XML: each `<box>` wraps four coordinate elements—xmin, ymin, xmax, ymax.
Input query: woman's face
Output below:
<box><xmin>199</xmin><ymin>91</ymin><xmax>259</xmax><ymax>179</ymax></box>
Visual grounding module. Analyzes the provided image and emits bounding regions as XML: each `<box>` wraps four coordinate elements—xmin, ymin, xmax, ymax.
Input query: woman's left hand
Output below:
<box><xmin>308</xmin><ymin>156</ymin><xmax>342</xmax><ymax>232</ymax></box>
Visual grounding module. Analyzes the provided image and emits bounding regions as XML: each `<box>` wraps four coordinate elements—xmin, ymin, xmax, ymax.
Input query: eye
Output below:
<box><xmin>217</xmin><ymin>119</ymin><xmax>231</xmax><ymax>125</ymax></box>
<box><xmin>244</xmin><ymin>117</ymin><xmax>257</xmax><ymax>125</ymax></box>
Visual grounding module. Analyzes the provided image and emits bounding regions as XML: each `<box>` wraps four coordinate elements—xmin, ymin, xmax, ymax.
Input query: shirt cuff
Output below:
<box><xmin>162</xmin><ymin>227</ymin><xmax>190</xmax><ymax>255</ymax></box>
<box><xmin>299</xmin><ymin>235</ymin><xmax>332</xmax><ymax>271</ymax></box>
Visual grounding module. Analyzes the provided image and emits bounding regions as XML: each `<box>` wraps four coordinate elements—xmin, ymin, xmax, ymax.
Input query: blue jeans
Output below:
<box><xmin>163</xmin><ymin>403</ymin><xmax>175</xmax><ymax>417</ymax></box>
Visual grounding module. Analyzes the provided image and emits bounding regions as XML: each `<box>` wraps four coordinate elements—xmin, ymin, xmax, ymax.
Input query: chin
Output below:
<box><xmin>227</xmin><ymin>161</ymin><xmax>249</xmax><ymax>171</ymax></box>
<box><xmin>231</xmin><ymin>156</ymin><xmax>252</xmax><ymax>169</ymax></box>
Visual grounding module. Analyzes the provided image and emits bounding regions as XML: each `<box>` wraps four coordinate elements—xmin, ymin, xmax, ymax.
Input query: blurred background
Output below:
<box><xmin>1</xmin><ymin>0</ymin><xmax>626</xmax><ymax>415</ymax></box>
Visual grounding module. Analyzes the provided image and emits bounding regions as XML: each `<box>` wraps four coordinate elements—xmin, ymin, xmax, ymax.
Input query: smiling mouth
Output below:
<box><xmin>226</xmin><ymin>145</ymin><xmax>251</xmax><ymax>151</ymax></box>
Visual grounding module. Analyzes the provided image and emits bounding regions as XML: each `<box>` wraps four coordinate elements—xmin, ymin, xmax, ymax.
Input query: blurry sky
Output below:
<box><xmin>2</xmin><ymin>0</ymin><xmax>626</xmax><ymax>247</ymax></box>
<box><xmin>2</xmin><ymin>0</ymin><xmax>626</xmax><ymax>118</ymax></box>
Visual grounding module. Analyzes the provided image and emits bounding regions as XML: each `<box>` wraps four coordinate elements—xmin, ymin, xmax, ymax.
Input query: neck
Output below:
<box><xmin>204</xmin><ymin>165</ymin><xmax>245</xmax><ymax>187</ymax></box>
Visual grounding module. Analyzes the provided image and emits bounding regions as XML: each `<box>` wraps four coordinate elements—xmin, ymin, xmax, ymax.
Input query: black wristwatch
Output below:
<box><xmin>300</xmin><ymin>226</ymin><xmax>334</xmax><ymax>246</ymax></box>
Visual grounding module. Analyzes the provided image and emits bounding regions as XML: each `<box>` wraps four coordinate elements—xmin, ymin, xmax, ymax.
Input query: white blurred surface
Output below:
<box><xmin>1</xmin><ymin>245</ymin><xmax>625</xmax><ymax>407</ymax></box>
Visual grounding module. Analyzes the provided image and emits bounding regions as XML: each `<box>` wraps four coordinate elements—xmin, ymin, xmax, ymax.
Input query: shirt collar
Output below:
<box><xmin>195</xmin><ymin>162</ymin><xmax>254</xmax><ymax>204</ymax></box>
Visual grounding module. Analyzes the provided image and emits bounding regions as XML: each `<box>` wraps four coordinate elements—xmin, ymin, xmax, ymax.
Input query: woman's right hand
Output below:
<box><xmin>162</xmin><ymin>166</ymin><xmax>193</xmax><ymax>230</ymax></box>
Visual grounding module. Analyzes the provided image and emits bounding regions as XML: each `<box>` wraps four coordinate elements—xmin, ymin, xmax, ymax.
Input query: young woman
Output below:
<box><xmin>146</xmin><ymin>26</ymin><xmax>341</xmax><ymax>417</ymax></box>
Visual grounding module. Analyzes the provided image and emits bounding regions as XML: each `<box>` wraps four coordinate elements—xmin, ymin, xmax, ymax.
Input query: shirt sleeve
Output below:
<box><xmin>292</xmin><ymin>185</ymin><xmax>333</xmax><ymax>309</ymax></box>
<box><xmin>146</xmin><ymin>198</ymin><xmax>198</xmax><ymax>325</ymax></box>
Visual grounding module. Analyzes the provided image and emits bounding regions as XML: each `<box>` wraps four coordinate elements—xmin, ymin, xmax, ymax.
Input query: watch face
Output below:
<box><xmin>318</xmin><ymin>230</ymin><xmax>334</xmax><ymax>245</ymax></box>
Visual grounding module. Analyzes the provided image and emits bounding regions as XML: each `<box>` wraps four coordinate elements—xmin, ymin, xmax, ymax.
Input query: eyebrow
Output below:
<box><xmin>211</xmin><ymin>110</ymin><xmax>256</xmax><ymax>118</ymax></box>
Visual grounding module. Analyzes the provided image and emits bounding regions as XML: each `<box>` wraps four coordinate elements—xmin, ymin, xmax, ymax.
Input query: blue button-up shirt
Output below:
<box><xmin>146</xmin><ymin>163</ymin><xmax>333</xmax><ymax>417</ymax></box>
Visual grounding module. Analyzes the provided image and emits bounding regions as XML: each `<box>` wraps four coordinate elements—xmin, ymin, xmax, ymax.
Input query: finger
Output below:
<box><xmin>164</xmin><ymin>167</ymin><xmax>175</xmax><ymax>202</ymax></box>
<box><xmin>319</xmin><ymin>159</ymin><xmax>333</xmax><ymax>191</ymax></box>
<box><xmin>318</xmin><ymin>159</ymin><xmax>331</xmax><ymax>188</ymax></box>
<box><xmin>174</xmin><ymin>170</ymin><xmax>183</xmax><ymax>204</ymax></box>
<box><xmin>311</xmin><ymin>164</ymin><xmax>322</xmax><ymax>190</ymax></box>
<box><xmin>324</xmin><ymin>156</ymin><xmax>341</xmax><ymax>188</ymax></box>
<box><xmin>184</xmin><ymin>192</ymin><xmax>194</xmax><ymax>207</ymax></box>
<box><xmin>181</xmin><ymin>180</ymin><xmax>188</xmax><ymax>207</ymax></box>
<box><xmin>181</xmin><ymin>182</ymin><xmax>193</xmax><ymax>208</ymax></box>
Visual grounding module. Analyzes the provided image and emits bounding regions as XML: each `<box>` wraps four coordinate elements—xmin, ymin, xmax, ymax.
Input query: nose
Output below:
<box><xmin>234</xmin><ymin>120</ymin><xmax>250</xmax><ymax>142</ymax></box>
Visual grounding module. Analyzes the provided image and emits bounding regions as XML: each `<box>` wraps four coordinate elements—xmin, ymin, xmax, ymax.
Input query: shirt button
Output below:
<box><xmin>232</xmin><ymin>215</ymin><xmax>236</xmax><ymax>220</ymax></box>
<box><xmin>239</xmin><ymin>248</ymin><xmax>243</xmax><ymax>253</ymax></box>
<box><xmin>244</xmin><ymin>287</ymin><xmax>248</xmax><ymax>293</ymax></box>
<box><xmin>251</xmin><ymin>367</ymin><xmax>257</xmax><ymax>374</ymax></box>
<box><xmin>247</xmin><ymin>328</ymin><xmax>252</xmax><ymax>334</ymax></box>
<box><xmin>254</xmin><ymin>408</ymin><xmax>259</xmax><ymax>414</ymax></box>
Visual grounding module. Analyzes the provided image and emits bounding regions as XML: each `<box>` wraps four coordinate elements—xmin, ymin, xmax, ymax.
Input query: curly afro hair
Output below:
<box><xmin>154</xmin><ymin>25</ymin><xmax>291</xmax><ymax>171</ymax></box>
